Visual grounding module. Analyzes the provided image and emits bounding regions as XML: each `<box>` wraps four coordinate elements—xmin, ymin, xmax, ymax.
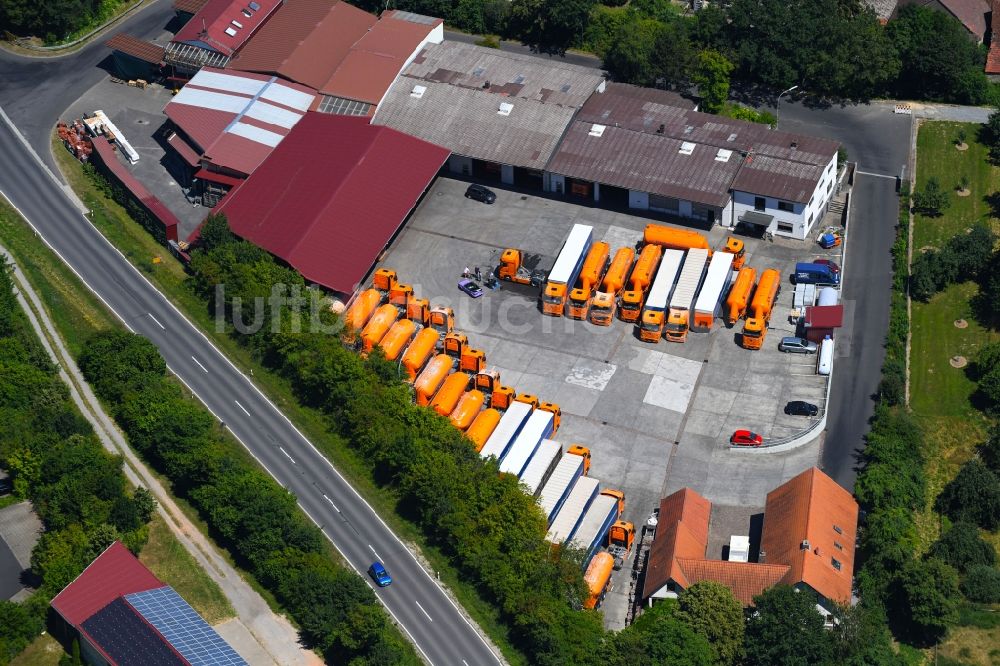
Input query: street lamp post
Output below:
<box><xmin>775</xmin><ymin>85</ymin><xmax>799</xmax><ymax>129</ymax></box>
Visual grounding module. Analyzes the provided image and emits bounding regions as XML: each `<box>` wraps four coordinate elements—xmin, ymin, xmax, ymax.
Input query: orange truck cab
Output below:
<box><xmin>538</xmin><ymin>401</ymin><xmax>562</xmax><ymax>434</ymax></box>
<box><xmin>567</xmin><ymin>242</ymin><xmax>611</xmax><ymax>320</ymax></box>
<box><xmin>608</xmin><ymin>520</ymin><xmax>635</xmax><ymax>551</ymax></box>
<box><xmin>466</xmin><ymin>408</ymin><xmax>502</xmax><ymax>452</ymax></box>
<box><xmin>389</xmin><ymin>283</ymin><xmax>413</xmax><ymax>310</ymax></box>
<box><xmin>377</xmin><ymin>319</ymin><xmax>416</xmax><ymax>361</ymax></box>
<box><xmin>474</xmin><ymin>370</ymin><xmax>500</xmax><ymax>394</ymax></box>
<box><xmin>406</xmin><ymin>297</ymin><xmax>430</xmax><ymax>325</ymax></box>
<box><xmin>589</xmin><ymin>247</ymin><xmax>635</xmax><ymax>326</ymax></box>
<box><xmin>639</xmin><ymin>249</ymin><xmax>685</xmax><ymax>343</ymax></box>
<box><xmin>443</xmin><ymin>332</ymin><xmax>468</xmax><ymax>358</ymax></box>
<box><xmin>664</xmin><ymin>248</ymin><xmax>709</xmax><ymax>343</ymax></box>
<box><xmin>725</xmin><ymin>237</ymin><xmax>746</xmax><ymax>270</ymax></box>
<box><xmin>583</xmin><ymin>552</ymin><xmax>614</xmax><ymax>609</ymax></box>
<box><xmin>429</xmin><ymin>307</ymin><xmax>455</xmax><ymax>336</ymax></box>
<box><xmin>360</xmin><ymin>304</ymin><xmax>399</xmax><ymax>354</ymax></box>
<box><xmin>342</xmin><ymin>289</ymin><xmax>381</xmax><ymax>343</ymax></box>
<box><xmin>514</xmin><ymin>393</ymin><xmax>539</xmax><ymax>409</ymax></box>
<box><xmin>643</xmin><ymin>224</ymin><xmax>710</xmax><ymax>252</ymax></box>
<box><xmin>618</xmin><ymin>244</ymin><xmax>662</xmax><ymax>322</ymax></box>
<box><xmin>415</xmin><ymin>355</ymin><xmax>453</xmax><ymax>406</ymax></box>
<box><xmin>567</xmin><ymin>444</ymin><xmax>591</xmax><ymax>475</ymax></box>
<box><xmin>372</xmin><ymin>268</ymin><xmax>397</xmax><ymax>293</ymax></box>
<box><xmin>401</xmin><ymin>328</ymin><xmax>440</xmax><ymax>381</ymax></box>
<box><xmin>449</xmin><ymin>390</ymin><xmax>486</xmax><ymax>429</ymax></box>
<box><xmin>742</xmin><ymin>268</ymin><xmax>781</xmax><ymax>349</ymax></box>
<box><xmin>431</xmin><ymin>372</ymin><xmax>472</xmax><ymax>417</ymax></box>
<box><xmin>460</xmin><ymin>348</ymin><xmax>486</xmax><ymax>374</ymax></box>
<box><xmin>542</xmin><ymin>224</ymin><xmax>594</xmax><ymax>317</ymax></box>
<box><xmin>725</xmin><ymin>267</ymin><xmax>757</xmax><ymax>325</ymax></box>
<box><xmin>490</xmin><ymin>385</ymin><xmax>515</xmax><ymax>410</ymax></box>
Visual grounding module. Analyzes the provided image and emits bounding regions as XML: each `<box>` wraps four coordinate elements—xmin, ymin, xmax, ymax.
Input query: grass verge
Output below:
<box><xmin>52</xmin><ymin>134</ymin><xmax>525</xmax><ymax>662</ymax></box>
<box><xmin>9</xmin><ymin>634</ymin><xmax>62</xmax><ymax>666</ymax></box>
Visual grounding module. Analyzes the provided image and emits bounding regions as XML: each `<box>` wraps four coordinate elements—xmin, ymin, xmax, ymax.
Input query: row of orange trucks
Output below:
<box><xmin>501</xmin><ymin>223</ymin><xmax>782</xmax><ymax>348</ymax></box>
<box><xmin>341</xmin><ymin>268</ymin><xmax>635</xmax><ymax>609</ymax></box>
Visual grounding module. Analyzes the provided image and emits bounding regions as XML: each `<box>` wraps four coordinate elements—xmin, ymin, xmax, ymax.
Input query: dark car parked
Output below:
<box><xmin>785</xmin><ymin>401</ymin><xmax>819</xmax><ymax>417</ymax></box>
<box><xmin>465</xmin><ymin>183</ymin><xmax>496</xmax><ymax>204</ymax></box>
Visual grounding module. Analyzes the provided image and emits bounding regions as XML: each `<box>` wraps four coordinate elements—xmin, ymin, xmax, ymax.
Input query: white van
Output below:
<box><xmin>817</xmin><ymin>336</ymin><xmax>834</xmax><ymax>376</ymax></box>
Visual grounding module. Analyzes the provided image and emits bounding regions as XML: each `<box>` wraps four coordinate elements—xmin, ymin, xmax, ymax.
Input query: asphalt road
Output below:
<box><xmin>0</xmin><ymin>114</ymin><xmax>500</xmax><ymax>665</ymax></box>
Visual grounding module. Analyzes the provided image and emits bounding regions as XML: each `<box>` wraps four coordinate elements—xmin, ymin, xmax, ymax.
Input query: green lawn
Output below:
<box><xmin>9</xmin><ymin>634</ymin><xmax>62</xmax><ymax>666</ymax></box>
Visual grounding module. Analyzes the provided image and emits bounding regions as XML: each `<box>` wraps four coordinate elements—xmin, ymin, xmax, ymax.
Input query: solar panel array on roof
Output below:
<box><xmin>126</xmin><ymin>587</ymin><xmax>248</xmax><ymax>666</ymax></box>
<box><xmin>316</xmin><ymin>96</ymin><xmax>373</xmax><ymax>116</ymax></box>
<box><xmin>82</xmin><ymin>597</ymin><xmax>187</xmax><ymax>666</ymax></box>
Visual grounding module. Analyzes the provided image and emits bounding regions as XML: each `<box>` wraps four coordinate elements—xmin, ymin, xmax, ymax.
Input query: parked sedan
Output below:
<box><xmin>457</xmin><ymin>278</ymin><xmax>483</xmax><ymax>298</ymax></box>
<box><xmin>368</xmin><ymin>561</ymin><xmax>392</xmax><ymax>587</ymax></box>
<box><xmin>465</xmin><ymin>183</ymin><xmax>496</xmax><ymax>204</ymax></box>
<box><xmin>730</xmin><ymin>430</ymin><xmax>764</xmax><ymax>446</ymax></box>
<box><xmin>814</xmin><ymin>258</ymin><xmax>841</xmax><ymax>277</ymax></box>
<box><xmin>778</xmin><ymin>336</ymin><xmax>818</xmax><ymax>354</ymax></box>
<box><xmin>785</xmin><ymin>401</ymin><xmax>819</xmax><ymax>417</ymax></box>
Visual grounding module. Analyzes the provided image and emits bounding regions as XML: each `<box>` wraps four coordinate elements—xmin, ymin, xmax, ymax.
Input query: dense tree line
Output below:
<box><xmin>76</xmin><ymin>329</ymin><xmax>416</xmax><ymax>665</ymax></box>
<box><xmin>0</xmin><ymin>256</ymin><xmax>156</xmax><ymax>662</ymax></box>
<box><xmin>1</xmin><ymin>0</ymin><xmax>112</xmax><ymax>42</ymax></box>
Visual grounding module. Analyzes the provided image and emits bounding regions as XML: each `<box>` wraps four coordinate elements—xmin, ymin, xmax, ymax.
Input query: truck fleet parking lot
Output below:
<box><xmin>375</xmin><ymin>177</ymin><xmax>847</xmax><ymax>626</ymax></box>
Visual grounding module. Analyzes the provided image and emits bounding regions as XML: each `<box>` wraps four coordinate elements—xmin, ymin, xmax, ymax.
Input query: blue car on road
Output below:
<box><xmin>368</xmin><ymin>561</ymin><xmax>392</xmax><ymax>587</ymax></box>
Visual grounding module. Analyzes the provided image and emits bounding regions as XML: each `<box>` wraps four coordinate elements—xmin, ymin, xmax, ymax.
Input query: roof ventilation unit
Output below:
<box><xmin>498</xmin><ymin>102</ymin><xmax>514</xmax><ymax>116</ymax></box>
<box><xmin>790</xmin><ymin>141</ymin><xmax>798</xmax><ymax>150</ymax></box>
<box><xmin>800</xmin><ymin>539</ymin><xmax>811</xmax><ymax>550</ymax></box>
<box><xmin>684</xmin><ymin>125</ymin><xmax>693</xmax><ymax>134</ymax></box>
<box><xmin>410</xmin><ymin>85</ymin><xmax>427</xmax><ymax>99</ymax></box>
<box><xmin>679</xmin><ymin>141</ymin><xmax>695</xmax><ymax>155</ymax></box>
<box><xmin>231</xmin><ymin>19</ymin><xmax>243</xmax><ymax>28</ymax></box>
<box><xmin>657</xmin><ymin>124</ymin><xmax>665</xmax><ymax>134</ymax></box>
<box><xmin>224</xmin><ymin>27</ymin><xmax>237</xmax><ymax>36</ymax></box>
<box><xmin>715</xmin><ymin>149</ymin><xmax>733</xmax><ymax>162</ymax></box>
<box><xmin>727</xmin><ymin>133</ymin><xmax>738</xmax><ymax>142</ymax></box>
<box><xmin>241</xmin><ymin>8</ymin><xmax>251</xmax><ymax>17</ymax></box>
<box><xmin>248</xmin><ymin>1</ymin><xmax>260</xmax><ymax>9</ymax></box>
<box><xmin>588</xmin><ymin>124</ymin><xmax>606</xmax><ymax>138</ymax></box>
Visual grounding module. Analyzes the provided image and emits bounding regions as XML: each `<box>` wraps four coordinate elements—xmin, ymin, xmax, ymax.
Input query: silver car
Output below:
<box><xmin>778</xmin><ymin>336</ymin><xmax>818</xmax><ymax>354</ymax></box>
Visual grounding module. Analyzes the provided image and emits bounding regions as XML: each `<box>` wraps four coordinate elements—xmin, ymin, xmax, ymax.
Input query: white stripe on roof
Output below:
<box><xmin>173</xmin><ymin>87</ymin><xmax>249</xmax><ymax>114</ymax></box>
<box><xmin>259</xmin><ymin>83</ymin><xmax>314</xmax><ymax>112</ymax></box>
<box><xmin>227</xmin><ymin>121</ymin><xmax>284</xmax><ymax>147</ymax></box>
<box><xmin>190</xmin><ymin>69</ymin><xmax>267</xmax><ymax>97</ymax></box>
<box><xmin>243</xmin><ymin>99</ymin><xmax>302</xmax><ymax>129</ymax></box>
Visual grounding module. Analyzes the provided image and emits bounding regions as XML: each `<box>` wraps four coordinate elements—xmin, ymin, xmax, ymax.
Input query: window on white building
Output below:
<box><xmin>778</xmin><ymin>201</ymin><xmax>794</xmax><ymax>212</ymax></box>
<box><xmin>778</xmin><ymin>222</ymin><xmax>794</xmax><ymax>233</ymax></box>
<box><xmin>754</xmin><ymin>196</ymin><xmax>766</xmax><ymax>211</ymax></box>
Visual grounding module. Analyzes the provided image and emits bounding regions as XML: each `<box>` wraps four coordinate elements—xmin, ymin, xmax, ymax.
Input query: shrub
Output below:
<box><xmin>961</xmin><ymin>565</ymin><xmax>1000</xmax><ymax>603</ymax></box>
<box><xmin>935</xmin><ymin>460</ymin><xmax>1000</xmax><ymax>530</ymax></box>
<box><xmin>912</xmin><ymin>177</ymin><xmax>950</xmax><ymax>216</ymax></box>
<box><xmin>928</xmin><ymin>522</ymin><xmax>996</xmax><ymax>573</ymax></box>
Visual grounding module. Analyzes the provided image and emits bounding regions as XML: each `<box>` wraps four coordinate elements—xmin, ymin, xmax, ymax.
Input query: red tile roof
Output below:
<box><xmin>939</xmin><ymin>0</ymin><xmax>989</xmax><ymax>38</ymax></box>
<box><xmin>804</xmin><ymin>305</ymin><xmax>844</xmax><ymax>329</ymax></box>
<box><xmin>987</xmin><ymin>0</ymin><xmax>1000</xmax><ymax>72</ymax></box>
<box><xmin>173</xmin><ymin>0</ymin><xmax>282</xmax><ymax>57</ymax></box>
<box><xmin>642</xmin><ymin>488</ymin><xmax>712</xmax><ymax>599</ymax></box>
<box><xmin>761</xmin><ymin>467</ymin><xmax>858</xmax><ymax>604</ymax></box>
<box><xmin>216</xmin><ymin>113</ymin><xmax>449</xmax><ymax>294</ymax></box>
<box><xmin>51</xmin><ymin>542</ymin><xmax>163</xmax><ymax>627</ymax></box>
<box><xmin>105</xmin><ymin>33</ymin><xmax>166</xmax><ymax>64</ymax></box>
<box><xmin>674</xmin><ymin>559</ymin><xmax>790</xmax><ymax>606</ymax></box>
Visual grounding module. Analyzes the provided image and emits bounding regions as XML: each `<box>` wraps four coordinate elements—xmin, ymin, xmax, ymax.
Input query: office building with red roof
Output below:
<box><xmin>214</xmin><ymin>113</ymin><xmax>449</xmax><ymax>296</ymax></box>
<box><xmin>51</xmin><ymin>542</ymin><xmax>246</xmax><ymax>666</ymax></box>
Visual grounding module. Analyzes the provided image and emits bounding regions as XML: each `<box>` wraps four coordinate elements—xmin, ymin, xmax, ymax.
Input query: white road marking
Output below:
<box><xmin>278</xmin><ymin>446</ymin><xmax>296</xmax><ymax>464</ymax></box>
<box><xmin>148</xmin><ymin>313</ymin><xmax>165</xmax><ymax>330</ymax></box>
<box><xmin>322</xmin><ymin>494</ymin><xmax>340</xmax><ymax>512</ymax></box>
<box><xmin>234</xmin><ymin>400</ymin><xmax>250</xmax><ymax>416</ymax></box>
<box><xmin>463</xmin><ymin>661</ymin><xmax>470</xmax><ymax>666</ymax></box>
<box><xmin>415</xmin><ymin>600</ymin><xmax>433</xmax><ymax>622</ymax></box>
<box><xmin>368</xmin><ymin>544</ymin><xmax>381</xmax><ymax>560</ymax></box>
<box><xmin>855</xmin><ymin>170</ymin><xmax>898</xmax><ymax>180</ymax></box>
<box><xmin>191</xmin><ymin>355</ymin><xmax>208</xmax><ymax>373</ymax></box>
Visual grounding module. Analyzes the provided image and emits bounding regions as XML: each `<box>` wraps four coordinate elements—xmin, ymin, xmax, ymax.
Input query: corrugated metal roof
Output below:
<box><xmin>547</xmin><ymin>121</ymin><xmax>739</xmax><ymax>208</ymax></box>
<box><xmin>374</xmin><ymin>77</ymin><xmax>575</xmax><ymax>170</ymax></box>
<box><xmin>939</xmin><ymin>0</ymin><xmax>989</xmax><ymax>36</ymax></box>
<box><xmin>402</xmin><ymin>41</ymin><xmax>603</xmax><ymax>108</ymax></box>
<box><xmin>217</xmin><ymin>113</ymin><xmax>449</xmax><ymax>294</ymax></box>
<box><xmin>172</xmin><ymin>0</ymin><xmax>282</xmax><ymax>56</ymax></box>
<box><xmin>105</xmin><ymin>33</ymin><xmax>166</xmax><ymax>64</ymax></box>
<box><xmin>51</xmin><ymin>542</ymin><xmax>163</xmax><ymax>627</ymax></box>
<box><xmin>167</xmin><ymin>131</ymin><xmax>202</xmax><ymax>166</ymax></box>
<box><xmin>731</xmin><ymin>153</ymin><xmax>826</xmax><ymax>204</ymax></box>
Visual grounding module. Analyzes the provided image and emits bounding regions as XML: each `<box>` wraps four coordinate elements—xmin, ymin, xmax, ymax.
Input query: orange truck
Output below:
<box><xmin>725</xmin><ymin>237</ymin><xmax>746</xmax><ymax>270</ymax></box>
<box><xmin>342</xmin><ymin>289</ymin><xmax>381</xmax><ymax>343</ymax></box>
<box><xmin>582</xmin><ymin>552</ymin><xmax>614</xmax><ymax>609</ymax></box>
<box><xmin>643</xmin><ymin>224</ymin><xmax>710</xmax><ymax>252</ymax></box>
<box><xmin>542</xmin><ymin>224</ymin><xmax>594</xmax><ymax>316</ymax></box>
<box><xmin>567</xmin><ymin>242</ymin><xmax>611</xmax><ymax>320</ymax></box>
<box><xmin>428</xmin><ymin>306</ymin><xmax>454</xmax><ymax>336</ymax></box>
<box><xmin>415</xmin><ymin>354</ymin><xmax>453</xmax><ymax>406</ymax></box>
<box><xmin>725</xmin><ymin>267</ymin><xmax>757</xmax><ymax>325</ymax></box>
<box><xmin>377</xmin><ymin>319</ymin><xmax>416</xmax><ymax>361</ymax></box>
<box><xmin>741</xmin><ymin>268</ymin><xmax>781</xmax><ymax>349</ymax></box>
<box><xmin>360</xmin><ymin>304</ymin><xmax>399</xmax><ymax>354</ymax></box>
<box><xmin>449</xmin><ymin>390</ymin><xmax>486</xmax><ymax>429</ymax></box>
<box><xmin>372</xmin><ymin>268</ymin><xmax>397</xmax><ymax>293</ymax></box>
<box><xmin>618</xmin><ymin>244</ymin><xmax>662</xmax><ymax>322</ymax></box>
<box><xmin>638</xmin><ymin>249</ymin><xmax>685</xmax><ymax>343</ymax></box>
<box><xmin>431</xmin><ymin>372</ymin><xmax>472</xmax><ymax>417</ymax></box>
<box><xmin>401</xmin><ymin>328</ymin><xmax>440</xmax><ymax>381</ymax></box>
<box><xmin>466</xmin><ymin>408</ymin><xmax>502</xmax><ymax>451</ymax></box>
<box><xmin>498</xmin><ymin>249</ymin><xmax>546</xmax><ymax>286</ymax></box>
<box><xmin>589</xmin><ymin>247</ymin><xmax>635</xmax><ymax>326</ymax></box>
<box><xmin>664</xmin><ymin>248</ymin><xmax>709</xmax><ymax>343</ymax></box>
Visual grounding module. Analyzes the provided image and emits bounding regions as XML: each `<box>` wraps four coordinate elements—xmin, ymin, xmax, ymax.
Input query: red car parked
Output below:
<box><xmin>730</xmin><ymin>430</ymin><xmax>764</xmax><ymax>446</ymax></box>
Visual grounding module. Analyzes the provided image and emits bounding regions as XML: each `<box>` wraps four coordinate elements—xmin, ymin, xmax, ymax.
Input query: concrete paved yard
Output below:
<box><xmin>380</xmin><ymin>178</ymin><xmax>843</xmax><ymax>627</ymax></box>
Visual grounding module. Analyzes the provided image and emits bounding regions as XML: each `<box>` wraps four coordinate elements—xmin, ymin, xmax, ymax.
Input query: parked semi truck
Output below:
<box><xmin>583</xmin><ymin>552</ymin><xmax>614</xmax><ymax>609</ymax></box>
<box><xmin>542</xmin><ymin>224</ymin><xmax>594</xmax><ymax>316</ymax></box>
<box><xmin>428</xmin><ymin>306</ymin><xmax>455</xmax><ymax>336</ymax></box>
<box><xmin>547</xmin><ymin>476</ymin><xmax>600</xmax><ymax>544</ymax></box>
<box><xmin>643</xmin><ymin>224</ymin><xmax>710</xmax><ymax>252</ymax></box>
<box><xmin>449</xmin><ymin>390</ymin><xmax>485</xmax><ymax>429</ymax></box>
<box><xmin>480</xmin><ymin>400</ymin><xmax>533</xmax><ymax>461</ymax></box>
<box><xmin>692</xmin><ymin>251</ymin><xmax>735</xmax><ymax>333</ymax></box>
<box><xmin>724</xmin><ymin>237</ymin><xmax>746</xmax><ymax>270</ymax></box>
<box><xmin>725</xmin><ymin>267</ymin><xmax>757</xmax><ymax>325</ymax></box>
<box><xmin>430</xmin><ymin>372</ymin><xmax>471</xmax><ymax>417</ymax></box>
<box><xmin>360</xmin><ymin>304</ymin><xmax>399</xmax><ymax>354</ymax></box>
<box><xmin>665</xmin><ymin>248</ymin><xmax>709</xmax><ymax>342</ymax></box>
<box><xmin>569</xmin><ymin>489</ymin><xmax>625</xmax><ymax>565</ymax></box>
<box><xmin>520</xmin><ymin>439</ymin><xmax>562</xmax><ymax>496</ymax></box>
<box><xmin>415</xmin><ymin>354</ymin><xmax>453</xmax><ymax>406</ymax></box>
<box><xmin>589</xmin><ymin>247</ymin><xmax>635</xmax><ymax>326</ymax></box>
<box><xmin>466</xmin><ymin>408</ymin><xmax>502</xmax><ymax>451</ymax></box>
<box><xmin>618</xmin><ymin>244</ymin><xmax>662</xmax><ymax>322</ymax></box>
<box><xmin>401</xmin><ymin>328</ymin><xmax>440</xmax><ymax>382</ymax></box>
<box><xmin>342</xmin><ymin>289</ymin><xmax>381</xmax><ymax>343</ymax></box>
<box><xmin>499</xmin><ymin>410</ymin><xmax>555</xmax><ymax>476</ymax></box>
<box><xmin>567</xmin><ymin>241</ymin><xmax>611</xmax><ymax>320</ymax></box>
<box><xmin>742</xmin><ymin>268</ymin><xmax>781</xmax><ymax>349</ymax></box>
<box><xmin>377</xmin><ymin>319</ymin><xmax>417</xmax><ymax>362</ymax></box>
<box><xmin>639</xmin><ymin>249</ymin><xmax>685</xmax><ymax>342</ymax></box>
<box><xmin>538</xmin><ymin>450</ymin><xmax>587</xmax><ymax>524</ymax></box>
<box><xmin>497</xmin><ymin>248</ymin><xmax>546</xmax><ymax>286</ymax></box>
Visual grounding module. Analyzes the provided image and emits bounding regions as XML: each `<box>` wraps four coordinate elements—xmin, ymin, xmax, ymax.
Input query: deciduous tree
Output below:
<box><xmin>935</xmin><ymin>460</ymin><xmax>1000</xmax><ymax>530</ymax></box>
<box><xmin>691</xmin><ymin>50</ymin><xmax>733</xmax><ymax>114</ymax></box>
<box><xmin>675</xmin><ymin>581</ymin><xmax>744</xmax><ymax>665</ymax></box>
<box><xmin>744</xmin><ymin>585</ymin><xmax>833</xmax><ymax>666</ymax></box>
